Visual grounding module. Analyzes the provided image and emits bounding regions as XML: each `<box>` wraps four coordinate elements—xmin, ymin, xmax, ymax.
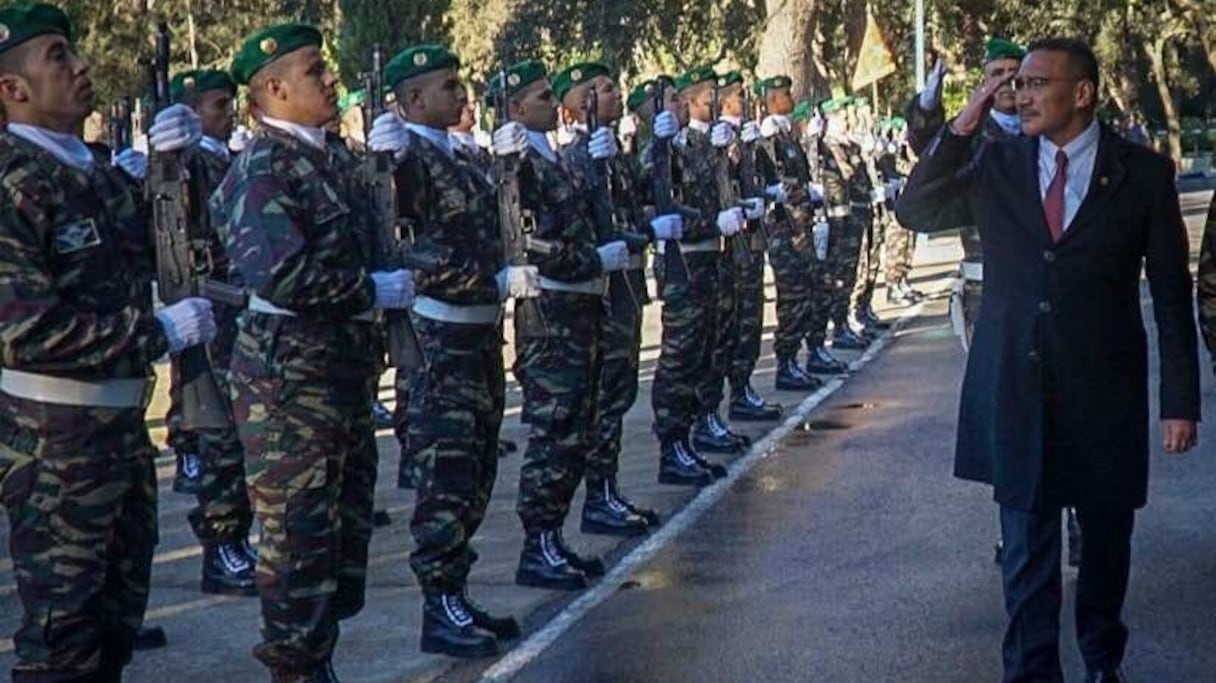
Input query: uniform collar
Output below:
<box><xmin>405</xmin><ymin>122</ymin><xmax>453</xmax><ymax>159</ymax></box>
<box><xmin>687</xmin><ymin>118</ymin><xmax>711</xmax><ymax>134</ymax></box>
<box><xmin>527</xmin><ymin>130</ymin><xmax>557</xmax><ymax>163</ymax></box>
<box><xmin>199</xmin><ymin>135</ymin><xmax>230</xmax><ymax>162</ymax></box>
<box><xmin>7</xmin><ymin>123</ymin><xmax>94</xmax><ymax>172</ymax></box>
<box><xmin>720</xmin><ymin>115</ymin><xmax>742</xmax><ymax>128</ymax></box>
<box><xmin>260</xmin><ymin>115</ymin><xmax>327</xmax><ymax>150</ymax></box>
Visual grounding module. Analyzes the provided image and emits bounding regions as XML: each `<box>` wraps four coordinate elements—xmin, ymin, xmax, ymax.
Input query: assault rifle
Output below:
<box><xmin>649</xmin><ymin>79</ymin><xmax>693</xmax><ymax>285</ymax></box>
<box><xmin>108</xmin><ymin>97</ymin><xmax>132</xmax><ymax>153</ymax></box>
<box><xmin>146</xmin><ymin>21</ymin><xmax>244</xmax><ymax>432</ymax></box>
<box><xmin>710</xmin><ymin>80</ymin><xmax>750</xmax><ymax>265</ymax></box>
<box><xmin>360</xmin><ymin>44</ymin><xmax>423</xmax><ymax>370</ymax></box>
<box><xmin>585</xmin><ymin>86</ymin><xmax>643</xmax><ymax>316</ymax></box>
<box><xmin>738</xmin><ymin>87</ymin><xmax>770</xmax><ymax>251</ymax></box>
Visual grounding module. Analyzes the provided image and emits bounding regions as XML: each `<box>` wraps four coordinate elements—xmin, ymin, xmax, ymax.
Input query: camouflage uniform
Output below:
<box><xmin>212</xmin><ymin>125</ymin><xmax>381</xmax><ymax>677</ymax></box>
<box><xmin>699</xmin><ymin>139</ymin><xmax>742</xmax><ymax>415</ymax></box>
<box><xmin>878</xmin><ymin>140</ymin><xmax>916</xmax><ymax>286</ymax></box>
<box><xmin>849</xmin><ymin>135</ymin><xmax>886</xmax><ymax>318</ymax></box>
<box><xmin>649</xmin><ymin>126</ymin><xmax>723</xmax><ymax>442</ymax></box>
<box><xmin>561</xmin><ymin>131</ymin><xmax>650</xmax><ymax>484</ymax></box>
<box><xmin>727</xmin><ymin>134</ymin><xmax>767</xmax><ymax>394</ymax></box>
<box><xmin>0</xmin><ymin>131</ymin><xmax>167</xmax><ymax>681</ymax></box>
<box><xmin>514</xmin><ymin>141</ymin><xmax>604</xmax><ymax>533</ymax></box>
<box><xmin>392</xmin><ymin>131</ymin><xmax>505</xmax><ymax>593</ymax></box>
<box><xmin>822</xmin><ymin>136</ymin><xmax>869</xmax><ymax>333</ymax></box>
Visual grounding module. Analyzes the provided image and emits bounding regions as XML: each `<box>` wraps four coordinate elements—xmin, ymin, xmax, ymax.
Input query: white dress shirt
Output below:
<box><xmin>1038</xmin><ymin>119</ymin><xmax>1100</xmax><ymax>231</ymax></box>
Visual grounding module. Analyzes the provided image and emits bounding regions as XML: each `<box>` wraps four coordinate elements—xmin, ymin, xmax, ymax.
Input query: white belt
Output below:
<box><xmin>412</xmin><ymin>296</ymin><xmax>501</xmax><ymax>324</ymax></box>
<box><xmin>827</xmin><ymin>205</ymin><xmax>851</xmax><ymax>218</ymax></box>
<box><xmin>539</xmin><ymin>276</ymin><xmax>606</xmax><ymax>295</ymax></box>
<box><xmin>960</xmin><ymin>261</ymin><xmax>984</xmax><ymax>281</ymax></box>
<box><xmin>655</xmin><ymin>237</ymin><xmax>722</xmax><ymax>254</ymax></box>
<box><xmin>0</xmin><ymin>369</ymin><xmax>151</xmax><ymax>408</ymax></box>
<box><xmin>248</xmin><ymin>294</ymin><xmax>375</xmax><ymax>322</ymax></box>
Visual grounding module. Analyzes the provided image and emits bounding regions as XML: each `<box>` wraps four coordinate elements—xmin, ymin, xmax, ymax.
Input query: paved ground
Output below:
<box><xmin>0</xmin><ymin>189</ymin><xmax>1211</xmax><ymax>682</ymax></box>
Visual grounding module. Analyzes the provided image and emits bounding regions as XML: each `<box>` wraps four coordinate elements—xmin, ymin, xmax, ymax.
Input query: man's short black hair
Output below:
<box><xmin>1027</xmin><ymin>37</ymin><xmax>1100</xmax><ymax>93</ymax></box>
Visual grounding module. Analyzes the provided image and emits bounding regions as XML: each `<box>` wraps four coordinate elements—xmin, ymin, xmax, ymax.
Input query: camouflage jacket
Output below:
<box><xmin>185</xmin><ymin>144</ymin><xmax>235</xmax><ymax>285</ymax></box>
<box><xmin>823</xmin><ymin>137</ymin><xmax>868</xmax><ymax>209</ymax></box>
<box><xmin>0</xmin><ymin>131</ymin><xmax>168</xmax><ymax>380</ymax></box>
<box><xmin>517</xmin><ymin>142</ymin><xmax>602</xmax><ymax>283</ymax></box>
<box><xmin>211</xmin><ymin>125</ymin><xmax>380</xmax><ymax>381</ymax></box>
<box><xmin>560</xmin><ymin>130</ymin><xmax>651</xmax><ymax>249</ymax></box>
<box><xmin>669</xmin><ymin>126</ymin><xmax>724</xmax><ymax>243</ymax></box>
<box><xmin>394</xmin><ymin>131</ymin><xmax>501</xmax><ymax>306</ymax></box>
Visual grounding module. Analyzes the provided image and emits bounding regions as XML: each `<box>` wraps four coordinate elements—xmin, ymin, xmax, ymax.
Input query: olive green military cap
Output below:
<box><xmin>484</xmin><ymin>59</ymin><xmax>547</xmax><ymax>106</ymax></box>
<box><xmin>384</xmin><ymin>43</ymin><xmax>460</xmax><ymax>90</ymax></box>
<box><xmin>717</xmin><ymin>70</ymin><xmax>744</xmax><ymax>88</ymax></box>
<box><xmin>985</xmin><ymin>37</ymin><xmax>1026</xmax><ymax>63</ymax></box>
<box><xmin>626</xmin><ymin>75</ymin><xmax>673</xmax><ymax>113</ymax></box>
<box><xmin>0</xmin><ymin>3</ymin><xmax>71</xmax><ymax>56</ymax></box>
<box><xmin>753</xmin><ymin>75</ymin><xmax>793</xmax><ymax>96</ymax></box>
<box><xmin>170</xmin><ymin>69</ymin><xmax>237</xmax><ymax>103</ymax></box>
<box><xmin>230</xmin><ymin>24</ymin><xmax>323</xmax><ymax>86</ymax></box>
<box><xmin>791</xmin><ymin>99</ymin><xmax>812</xmax><ymax>122</ymax></box>
<box><xmin>820</xmin><ymin>97</ymin><xmax>848</xmax><ymax>114</ymax></box>
<box><xmin>674</xmin><ymin>65</ymin><xmax>716</xmax><ymax>93</ymax></box>
<box><xmin>551</xmin><ymin>61</ymin><xmax>611</xmax><ymax>103</ymax></box>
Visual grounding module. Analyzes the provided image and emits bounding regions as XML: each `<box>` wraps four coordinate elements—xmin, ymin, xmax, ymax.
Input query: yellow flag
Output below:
<box><xmin>851</xmin><ymin>8</ymin><xmax>896</xmax><ymax>92</ymax></box>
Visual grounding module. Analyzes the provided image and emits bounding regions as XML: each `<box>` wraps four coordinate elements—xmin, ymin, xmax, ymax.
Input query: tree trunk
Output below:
<box><xmin>757</xmin><ymin>0</ymin><xmax>822</xmax><ymax>100</ymax></box>
<box><xmin>1145</xmin><ymin>35</ymin><xmax>1183</xmax><ymax>163</ymax></box>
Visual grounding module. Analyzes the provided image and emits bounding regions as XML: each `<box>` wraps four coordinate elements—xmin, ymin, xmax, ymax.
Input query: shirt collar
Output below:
<box><xmin>527</xmin><ymin>130</ymin><xmax>556</xmax><ymax>162</ymax></box>
<box><xmin>260</xmin><ymin>115</ymin><xmax>327</xmax><ymax>150</ymax></box>
<box><xmin>404</xmin><ymin>122</ymin><xmax>453</xmax><ymax>159</ymax></box>
<box><xmin>7</xmin><ymin>123</ymin><xmax>94</xmax><ymax>172</ymax></box>
<box><xmin>687</xmin><ymin>118</ymin><xmax>711</xmax><ymax>134</ymax></box>
<box><xmin>719</xmin><ymin>115</ymin><xmax>742</xmax><ymax>128</ymax></box>
<box><xmin>988</xmin><ymin>109</ymin><xmax>1022</xmax><ymax>136</ymax></box>
<box><xmin>199</xmin><ymin>135</ymin><xmax>230</xmax><ymax>162</ymax></box>
<box><xmin>1041</xmin><ymin>118</ymin><xmax>1100</xmax><ymax>162</ymax></box>
<box><xmin>448</xmin><ymin>130</ymin><xmax>480</xmax><ymax>156</ymax></box>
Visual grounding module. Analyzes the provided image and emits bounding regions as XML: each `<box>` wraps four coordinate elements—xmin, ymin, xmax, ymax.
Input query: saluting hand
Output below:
<box><xmin>950</xmin><ymin>72</ymin><xmax>1015</xmax><ymax>137</ymax></box>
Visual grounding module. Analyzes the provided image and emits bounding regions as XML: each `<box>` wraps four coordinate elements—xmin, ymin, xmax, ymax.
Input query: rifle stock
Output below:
<box><xmin>650</xmin><ymin>80</ymin><xmax>691</xmax><ymax>285</ymax></box>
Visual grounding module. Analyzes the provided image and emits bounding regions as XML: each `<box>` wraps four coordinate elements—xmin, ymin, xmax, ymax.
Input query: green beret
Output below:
<box><xmin>551</xmin><ymin>61</ymin><xmax>611</xmax><ymax>103</ymax></box>
<box><xmin>170</xmin><ymin>69</ymin><xmax>236</xmax><ymax>103</ymax></box>
<box><xmin>717</xmin><ymin>70</ymin><xmax>744</xmax><ymax>88</ymax></box>
<box><xmin>821</xmin><ymin>97</ymin><xmax>848</xmax><ymax>115</ymax></box>
<box><xmin>985</xmin><ymin>37</ymin><xmax>1026</xmax><ymax>64</ymax></box>
<box><xmin>231</xmin><ymin>24</ymin><xmax>323</xmax><ymax>86</ymax></box>
<box><xmin>753</xmin><ymin>75</ymin><xmax>792</xmax><ymax>96</ymax></box>
<box><xmin>791</xmin><ymin>100</ymin><xmax>812</xmax><ymax>122</ymax></box>
<box><xmin>674</xmin><ymin>65</ymin><xmax>716</xmax><ymax>93</ymax></box>
<box><xmin>626</xmin><ymin>75</ymin><xmax>673</xmax><ymax>113</ymax></box>
<box><xmin>484</xmin><ymin>59</ymin><xmax>547</xmax><ymax>106</ymax></box>
<box><xmin>384</xmin><ymin>43</ymin><xmax>460</xmax><ymax>90</ymax></box>
<box><xmin>0</xmin><ymin>2</ymin><xmax>71</xmax><ymax>56</ymax></box>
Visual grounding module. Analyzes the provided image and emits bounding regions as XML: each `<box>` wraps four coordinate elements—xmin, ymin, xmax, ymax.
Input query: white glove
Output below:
<box><xmin>649</xmin><ymin>213</ymin><xmax>683</xmax><ymax>241</ymax></box>
<box><xmin>148</xmin><ymin>103</ymin><xmax>202</xmax><ymax>152</ymax></box>
<box><xmin>653</xmin><ymin>111</ymin><xmax>678</xmax><ymax>140</ymax></box>
<box><xmin>716</xmin><ymin>208</ymin><xmax>745</xmax><ymax>237</ymax></box>
<box><xmin>806</xmin><ymin>182</ymin><xmax>825</xmax><ymax>203</ymax></box>
<box><xmin>710</xmin><ymin>122</ymin><xmax>735</xmax><ymax>148</ymax></box>
<box><xmin>740</xmin><ymin>197</ymin><xmax>765</xmax><ymax>220</ymax></box>
<box><xmin>812</xmin><ymin>221</ymin><xmax>830</xmax><ymax>261</ymax></box>
<box><xmin>492</xmin><ymin>122</ymin><xmax>528</xmax><ymax>156</ymax></box>
<box><xmin>860</xmin><ymin>135</ymin><xmax>877</xmax><ymax>154</ymax></box>
<box><xmin>370</xmin><ymin>269</ymin><xmax>415</xmax><ymax>310</ymax></box>
<box><xmin>871</xmin><ymin>186</ymin><xmax>885</xmax><ymax>205</ymax></box>
<box><xmin>596</xmin><ymin>240</ymin><xmax>630</xmax><ymax>272</ymax></box>
<box><xmin>741</xmin><ymin>121</ymin><xmax>761</xmax><ymax>144</ymax></box>
<box><xmin>368</xmin><ymin>111</ymin><xmax>409</xmax><ymax>154</ymax></box>
<box><xmin>496</xmin><ymin>265</ymin><xmax>541</xmax><ymax>300</ymax></box>
<box><xmin>807</xmin><ymin>115</ymin><xmax>825</xmax><ymax>138</ymax></box>
<box><xmin>155</xmin><ymin>297</ymin><xmax>216</xmax><ymax>354</ymax></box>
<box><xmin>919</xmin><ymin>58</ymin><xmax>946</xmax><ymax>111</ymax></box>
<box><xmin>113</xmin><ymin>149</ymin><xmax>148</xmax><ymax>180</ymax></box>
<box><xmin>765</xmin><ymin>183</ymin><xmax>788</xmax><ymax>204</ymax></box>
<box><xmin>228</xmin><ymin>126</ymin><xmax>252</xmax><ymax>153</ymax></box>
<box><xmin>589</xmin><ymin>127</ymin><xmax>619</xmax><ymax>160</ymax></box>
<box><xmin>760</xmin><ymin>114</ymin><xmax>791</xmax><ymax>138</ymax></box>
<box><xmin>884</xmin><ymin>179</ymin><xmax>901</xmax><ymax>201</ymax></box>
<box><xmin>618</xmin><ymin>114</ymin><xmax>638</xmax><ymax>138</ymax></box>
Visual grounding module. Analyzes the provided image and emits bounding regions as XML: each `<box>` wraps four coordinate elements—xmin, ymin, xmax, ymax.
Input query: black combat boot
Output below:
<box><xmin>775</xmin><ymin>357</ymin><xmax>823</xmax><ymax>391</ymax></box>
<box><xmin>607</xmin><ymin>476</ymin><xmax>660</xmax><ymax>526</ymax></box>
<box><xmin>132</xmin><ymin>624</ymin><xmax>167</xmax><ymax>651</ymax></box>
<box><xmin>462</xmin><ymin>588</ymin><xmax>521</xmax><ymax>640</ymax></box>
<box><xmin>420</xmin><ymin>592</ymin><xmax>500</xmax><ymax>658</ymax></box>
<box><xmin>201</xmin><ymin>541</ymin><xmax>258</xmax><ymax>596</ymax></box>
<box><xmin>552</xmin><ymin>529</ymin><xmax>606</xmax><ymax>578</ymax></box>
<box><xmin>691</xmin><ymin>412</ymin><xmax>744</xmax><ymax>454</ymax></box>
<box><xmin>658</xmin><ymin>439</ymin><xmax>715</xmax><ymax>487</ymax></box>
<box><xmin>729</xmin><ymin>384</ymin><xmax>783</xmax><ymax>421</ymax></box>
<box><xmin>515</xmin><ymin>531</ymin><xmax>589</xmax><ymax>590</ymax></box>
<box><xmin>172</xmin><ymin>449</ymin><xmax>203</xmax><ymax>494</ymax></box>
<box><xmin>831</xmin><ymin>326</ymin><xmax>869</xmax><ymax>351</ymax></box>
<box><xmin>806</xmin><ymin>346</ymin><xmax>849</xmax><ymax>375</ymax></box>
<box><xmin>860</xmin><ymin>306</ymin><xmax>890</xmax><ymax>330</ymax></box>
<box><xmin>582</xmin><ymin>478</ymin><xmax>650</xmax><ymax>537</ymax></box>
<box><xmin>709</xmin><ymin>412</ymin><xmax>750</xmax><ymax>448</ymax></box>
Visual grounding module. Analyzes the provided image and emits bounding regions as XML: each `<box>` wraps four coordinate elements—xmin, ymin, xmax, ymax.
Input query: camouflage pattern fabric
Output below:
<box><xmin>212</xmin><ymin>125</ymin><xmax>381</xmax><ymax>676</ymax></box>
<box><xmin>0</xmin><ymin>132</ymin><xmax>170</xmax><ymax>681</ymax></box>
<box><xmin>728</xmin><ymin>242</ymin><xmax>765</xmax><ymax>392</ymax></box>
<box><xmin>700</xmin><ymin>247</ymin><xmax>738</xmax><ymax>411</ymax></box>
<box><xmin>391</xmin><ymin>132</ymin><xmax>505</xmax><ymax>591</ymax></box>
<box><xmin>824</xmin><ymin>139</ymin><xmax>870</xmax><ymax>328</ymax></box>
<box><xmin>1196</xmin><ymin>193</ymin><xmax>1216</xmax><ymax>359</ymax></box>
<box><xmin>851</xmin><ymin>204</ymin><xmax>886</xmax><ymax>314</ymax></box>
<box><xmin>513</xmin><ymin>146</ymin><xmax>603</xmax><ymax>532</ymax></box>
<box><xmin>650</xmin><ymin>126</ymin><xmax>725</xmax><ymax>441</ymax></box>
<box><xmin>884</xmin><ymin>219</ymin><xmax>916</xmax><ymax>284</ymax></box>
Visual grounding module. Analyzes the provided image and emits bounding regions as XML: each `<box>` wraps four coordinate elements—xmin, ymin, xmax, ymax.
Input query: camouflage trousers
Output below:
<box><xmin>515</xmin><ymin>292</ymin><xmax>602</xmax><ymax>533</ymax></box>
<box><xmin>589</xmin><ymin>275</ymin><xmax>645</xmax><ymax>483</ymax></box>
<box><xmin>850</xmin><ymin>205</ymin><xmax>887</xmax><ymax>315</ymax></box>
<box><xmin>652</xmin><ymin>251</ymin><xmax>720</xmax><ymax>442</ymax></box>
<box><xmin>884</xmin><ymin>218</ymin><xmax>916</xmax><ymax>284</ymax></box>
<box><xmin>230</xmin><ymin>371</ymin><xmax>378</xmax><ymax>677</ymax></box>
<box><xmin>729</xmin><ymin>243</ymin><xmax>767</xmax><ymax>391</ymax></box>
<box><xmin>828</xmin><ymin>212</ymin><xmax>867</xmax><ymax>326</ymax></box>
<box><xmin>699</xmin><ymin>243</ymin><xmax>740</xmax><ymax>412</ymax></box>
<box><xmin>408</xmin><ymin>317</ymin><xmax>505</xmax><ymax>592</ymax></box>
<box><xmin>391</xmin><ymin>365</ymin><xmax>421</xmax><ymax>484</ymax></box>
<box><xmin>768</xmin><ymin>221</ymin><xmax>816</xmax><ymax>360</ymax></box>
<box><xmin>0</xmin><ymin>396</ymin><xmax>158</xmax><ymax>682</ymax></box>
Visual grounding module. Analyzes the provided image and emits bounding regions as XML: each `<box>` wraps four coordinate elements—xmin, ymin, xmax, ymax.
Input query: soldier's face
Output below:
<box><xmin>0</xmin><ymin>34</ymin><xmax>93</xmax><ymax>131</ymax></box>
<box><xmin>512</xmin><ymin>81</ymin><xmax>558</xmax><ymax>132</ymax></box>
<box><xmin>767</xmin><ymin>88</ymin><xmax>794</xmax><ymax>116</ymax></box>
<box><xmin>195</xmin><ymin>88</ymin><xmax>235</xmax><ymax>142</ymax></box>
<box><xmin>719</xmin><ymin>84</ymin><xmax>744</xmax><ymax>118</ymax></box>
<box><xmin>263</xmin><ymin>47</ymin><xmax>338</xmax><ymax>127</ymax></box>
<box><xmin>404</xmin><ymin>67</ymin><xmax>466</xmax><ymax>129</ymax></box>
<box><xmin>683</xmin><ymin>85</ymin><xmax>713</xmax><ymax>123</ymax></box>
<box><xmin>984</xmin><ymin>58</ymin><xmax>1020</xmax><ymax>114</ymax></box>
<box><xmin>591</xmin><ymin>76</ymin><xmax>622</xmax><ymax>124</ymax></box>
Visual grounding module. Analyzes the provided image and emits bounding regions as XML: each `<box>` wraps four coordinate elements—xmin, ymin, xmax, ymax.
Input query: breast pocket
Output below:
<box><xmin>50</xmin><ymin>216</ymin><xmax>118</xmax><ymax>292</ymax></box>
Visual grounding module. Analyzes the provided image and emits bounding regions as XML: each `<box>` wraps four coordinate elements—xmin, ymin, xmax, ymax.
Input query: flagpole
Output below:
<box><xmin>915</xmin><ymin>0</ymin><xmax>926</xmax><ymax>91</ymax></box>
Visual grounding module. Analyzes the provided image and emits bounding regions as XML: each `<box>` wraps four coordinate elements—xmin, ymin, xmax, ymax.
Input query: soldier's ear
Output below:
<box><xmin>0</xmin><ymin>73</ymin><xmax>28</xmax><ymax>104</ymax></box>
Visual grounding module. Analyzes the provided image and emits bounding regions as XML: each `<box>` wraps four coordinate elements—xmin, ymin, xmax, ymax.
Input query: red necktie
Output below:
<box><xmin>1043</xmin><ymin>149</ymin><xmax>1068</xmax><ymax>241</ymax></box>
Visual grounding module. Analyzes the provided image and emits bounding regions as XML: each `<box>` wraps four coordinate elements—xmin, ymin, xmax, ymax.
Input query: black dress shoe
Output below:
<box><xmin>201</xmin><ymin>542</ymin><xmax>258</xmax><ymax>596</ymax></box>
<box><xmin>729</xmin><ymin>384</ymin><xmax>783</xmax><ymax>421</ymax></box>
<box><xmin>607</xmin><ymin>477</ymin><xmax>660</xmax><ymax>526</ymax></box>
<box><xmin>498</xmin><ymin>439</ymin><xmax>518</xmax><ymax>457</ymax></box>
<box><xmin>582</xmin><ymin>479</ymin><xmax>650</xmax><ymax>537</ymax></box>
<box><xmin>132</xmin><ymin>625</ymin><xmax>167</xmax><ymax>650</ymax></box>
<box><xmin>806</xmin><ymin>346</ymin><xmax>849</xmax><ymax>375</ymax></box>
<box><xmin>658</xmin><ymin>439</ymin><xmax>715</xmax><ymax>487</ymax></box>
<box><xmin>515</xmin><ymin>531</ymin><xmax>589</xmax><ymax>590</ymax></box>
<box><xmin>552</xmin><ymin>529</ymin><xmax>606</xmax><ymax>577</ymax></box>
<box><xmin>172</xmin><ymin>449</ymin><xmax>203</xmax><ymax>494</ymax></box>
<box><xmin>1086</xmin><ymin>669</ymin><xmax>1130</xmax><ymax>683</ymax></box>
<box><xmin>373</xmin><ymin>509</ymin><xmax>392</xmax><ymax>527</ymax></box>
<box><xmin>463</xmin><ymin>589</ymin><xmax>521</xmax><ymax>640</ymax></box>
<box><xmin>691</xmin><ymin>413</ymin><xmax>745</xmax><ymax>454</ymax></box>
<box><xmin>775</xmin><ymin>358</ymin><xmax>823</xmax><ymax>392</ymax></box>
<box><xmin>420</xmin><ymin>593</ymin><xmax>500</xmax><ymax>658</ymax></box>
<box><xmin>831</xmin><ymin>329</ymin><xmax>869</xmax><ymax>351</ymax></box>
